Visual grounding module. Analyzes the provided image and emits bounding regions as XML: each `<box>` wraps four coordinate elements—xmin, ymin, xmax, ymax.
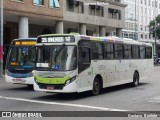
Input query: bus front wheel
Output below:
<box><xmin>132</xmin><ymin>72</ymin><xmax>139</xmax><ymax>87</ymax></box>
<box><xmin>92</xmin><ymin>78</ymin><xmax>101</xmax><ymax>96</ymax></box>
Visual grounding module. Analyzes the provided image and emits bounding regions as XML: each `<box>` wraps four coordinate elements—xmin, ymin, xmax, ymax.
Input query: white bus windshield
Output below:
<box><xmin>36</xmin><ymin>45</ymin><xmax>77</xmax><ymax>71</ymax></box>
<box><xmin>7</xmin><ymin>46</ymin><xmax>35</xmax><ymax>69</ymax></box>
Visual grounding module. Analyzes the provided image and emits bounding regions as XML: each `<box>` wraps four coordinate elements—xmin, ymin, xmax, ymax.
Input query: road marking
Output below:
<box><xmin>149</xmin><ymin>100</ymin><xmax>160</xmax><ymax>103</ymax></box>
<box><xmin>0</xmin><ymin>95</ymin><xmax>128</xmax><ymax>111</ymax></box>
<box><xmin>149</xmin><ymin>96</ymin><xmax>160</xmax><ymax>103</ymax></box>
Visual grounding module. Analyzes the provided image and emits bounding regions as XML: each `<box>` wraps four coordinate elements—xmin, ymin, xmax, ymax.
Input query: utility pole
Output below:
<box><xmin>0</xmin><ymin>0</ymin><xmax>3</xmax><ymax>79</ymax></box>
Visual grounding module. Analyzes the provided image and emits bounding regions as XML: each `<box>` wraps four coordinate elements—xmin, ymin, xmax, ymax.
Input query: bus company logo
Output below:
<box><xmin>2</xmin><ymin>112</ymin><xmax>11</xmax><ymax>117</ymax></box>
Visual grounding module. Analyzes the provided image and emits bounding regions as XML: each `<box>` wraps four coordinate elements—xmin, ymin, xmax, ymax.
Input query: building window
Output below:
<box><xmin>152</xmin><ymin>1</ymin><xmax>154</xmax><ymax>7</ymax></box>
<box><xmin>49</xmin><ymin>0</ymin><xmax>60</xmax><ymax>8</ymax></box>
<box><xmin>89</xmin><ymin>5</ymin><xmax>104</xmax><ymax>17</ymax></box>
<box><xmin>145</xmin><ymin>35</ymin><xmax>147</xmax><ymax>39</ymax></box>
<box><xmin>140</xmin><ymin>25</ymin><xmax>143</xmax><ymax>31</ymax></box>
<box><xmin>67</xmin><ymin>0</ymin><xmax>84</xmax><ymax>13</ymax></box>
<box><xmin>33</xmin><ymin>0</ymin><xmax>44</xmax><ymax>5</ymax></box>
<box><xmin>141</xmin><ymin>34</ymin><xmax>143</xmax><ymax>39</ymax></box>
<box><xmin>108</xmin><ymin>8</ymin><xmax>121</xmax><ymax>20</ymax></box>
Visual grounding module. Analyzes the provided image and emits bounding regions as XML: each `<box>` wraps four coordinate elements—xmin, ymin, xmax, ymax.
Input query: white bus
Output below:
<box><xmin>33</xmin><ymin>34</ymin><xmax>153</xmax><ymax>95</ymax></box>
<box><xmin>5</xmin><ymin>38</ymin><xmax>36</xmax><ymax>88</ymax></box>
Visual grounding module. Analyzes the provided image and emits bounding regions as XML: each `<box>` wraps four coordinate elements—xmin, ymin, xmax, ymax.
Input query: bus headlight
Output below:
<box><xmin>65</xmin><ymin>76</ymin><xmax>76</xmax><ymax>86</ymax></box>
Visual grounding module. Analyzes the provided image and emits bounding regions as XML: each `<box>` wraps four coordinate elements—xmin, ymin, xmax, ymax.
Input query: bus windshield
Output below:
<box><xmin>7</xmin><ymin>46</ymin><xmax>35</xmax><ymax>69</ymax></box>
<box><xmin>36</xmin><ymin>45</ymin><xmax>77</xmax><ymax>71</ymax></box>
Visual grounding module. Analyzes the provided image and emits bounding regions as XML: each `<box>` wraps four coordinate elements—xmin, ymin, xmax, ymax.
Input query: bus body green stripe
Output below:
<box><xmin>35</xmin><ymin>76</ymin><xmax>70</xmax><ymax>84</ymax></box>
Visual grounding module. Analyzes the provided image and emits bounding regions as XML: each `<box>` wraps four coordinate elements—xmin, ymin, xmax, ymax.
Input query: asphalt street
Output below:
<box><xmin>0</xmin><ymin>66</ymin><xmax>160</xmax><ymax>118</ymax></box>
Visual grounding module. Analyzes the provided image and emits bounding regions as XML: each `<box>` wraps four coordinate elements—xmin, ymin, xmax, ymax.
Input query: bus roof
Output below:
<box><xmin>13</xmin><ymin>38</ymin><xmax>37</xmax><ymax>41</ymax></box>
<box><xmin>37</xmin><ymin>34</ymin><xmax>152</xmax><ymax>46</ymax></box>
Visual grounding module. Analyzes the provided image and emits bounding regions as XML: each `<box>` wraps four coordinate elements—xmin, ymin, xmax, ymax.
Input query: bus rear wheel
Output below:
<box><xmin>132</xmin><ymin>72</ymin><xmax>139</xmax><ymax>87</ymax></box>
<box><xmin>92</xmin><ymin>78</ymin><xmax>101</xmax><ymax>96</ymax></box>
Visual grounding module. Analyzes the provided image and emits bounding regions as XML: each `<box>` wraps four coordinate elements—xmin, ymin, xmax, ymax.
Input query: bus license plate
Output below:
<box><xmin>12</xmin><ymin>78</ymin><xmax>23</xmax><ymax>83</ymax></box>
<box><xmin>47</xmin><ymin>86</ymin><xmax>54</xmax><ymax>90</ymax></box>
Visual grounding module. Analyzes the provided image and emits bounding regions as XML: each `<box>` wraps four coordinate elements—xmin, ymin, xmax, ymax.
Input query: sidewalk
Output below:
<box><xmin>0</xmin><ymin>76</ymin><xmax>4</xmax><ymax>80</ymax></box>
<box><xmin>0</xmin><ymin>73</ymin><xmax>4</xmax><ymax>80</ymax></box>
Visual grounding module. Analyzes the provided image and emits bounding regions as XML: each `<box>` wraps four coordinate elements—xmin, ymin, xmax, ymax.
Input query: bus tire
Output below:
<box><xmin>132</xmin><ymin>72</ymin><xmax>139</xmax><ymax>87</ymax></box>
<box><xmin>92</xmin><ymin>77</ymin><xmax>101</xmax><ymax>96</ymax></box>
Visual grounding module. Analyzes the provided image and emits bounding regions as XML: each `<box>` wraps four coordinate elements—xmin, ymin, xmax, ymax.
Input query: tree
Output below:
<box><xmin>149</xmin><ymin>15</ymin><xmax>160</xmax><ymax>39</ymax></box>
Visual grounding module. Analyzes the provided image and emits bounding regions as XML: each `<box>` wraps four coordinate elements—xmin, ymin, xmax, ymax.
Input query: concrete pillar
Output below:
<box><xmin>79</xmin><ymin>24</ymin><xmax>86</xmax><ymax>35</ymax></box>
<box><xmin>19</xmin><ymin>16</ymin><xmax>29</xmax><ymax>38</ymax></box>
<box><xmin>116</xmin><ymin>28</ymin><xmax>122</xmax><ymax>37</ymax></box>
<box><xmin>56</xmin><ymin>21</ymin><xmax>63</xmax><ymax>34</ymax></box>
<box><xmin>153</xmin><ymin>44</ymin><xmax>156</xmax><ymax>56</ymax></box>
<box><xmin>99</xmin><ymin>26</ymin><xmax>106</xmax><ymax>37</ymax></box>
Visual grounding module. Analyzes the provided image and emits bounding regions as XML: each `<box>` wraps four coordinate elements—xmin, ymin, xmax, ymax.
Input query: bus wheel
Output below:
<box><xmin>92</xmin><ymin>78</ymin><xmax>101</xmax><ymax>96</ymax></box>
<box><xmin>132</xmin><ymin>72</ymin><xmax>139</xmax><ymax>87</ymax></box>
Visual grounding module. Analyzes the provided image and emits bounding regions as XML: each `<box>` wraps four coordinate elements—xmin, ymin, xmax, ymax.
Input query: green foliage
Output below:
<box><xmin>149</xmin><ymin>15</ymin><xmax>160</xmax><ymax>39</ymax></box>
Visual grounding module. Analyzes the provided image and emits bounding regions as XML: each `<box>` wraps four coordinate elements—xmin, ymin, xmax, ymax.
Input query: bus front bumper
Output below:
<box><xmin>5</xmin><ymin>75</ymin><xmax>34</xmax><ymax>85</ymax></box>
<box><xmin>34</xmin><ymin>81</ymin><xmax>78</xmax><ymax>93</ymax></box>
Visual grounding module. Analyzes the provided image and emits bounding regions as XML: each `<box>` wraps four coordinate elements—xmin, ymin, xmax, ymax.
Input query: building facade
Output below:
<box><xmin>63</xmin><ymin>0</ymin><xmax>127</xmax><ymax>37</ymax></box>
<box><xmin>123</xmin><ymin>0</ymin><xmax>160</xmax><ymax>42</ymax></box>
<box><xmin>138</xmin><ymin>0</ymin><xmax>160</xmax><ymax>43</ymax></box>
<box><xmin>4</xmin><ymin>0</ymin><xmax>63</xmax><ymax>45</ymax></box>
<box><xmin>122</xmin><ymin>0</ymin><xmax>138</xmax><ymax>40</ymax></box>
<box><xmin>2</xmin><ymin>0</ymin><xmax>127</xmax><ymax>67</ymax></box>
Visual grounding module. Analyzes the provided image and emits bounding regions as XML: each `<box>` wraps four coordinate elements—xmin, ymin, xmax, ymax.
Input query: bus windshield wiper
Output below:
<box><xmin>55</xmin><ymin>44</ymin><xmax>65</xmax><ymax>60</ymax></box>
<box><xmin>51</xmin><ymin>44</ymin><xmax>65</xmax><ymax>70</ymax></box>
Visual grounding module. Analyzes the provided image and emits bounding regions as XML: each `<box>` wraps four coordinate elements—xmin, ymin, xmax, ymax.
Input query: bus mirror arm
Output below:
<box><xmin>29</xmin><ymin>46</ymin><xmax>36</xmax><ymax>63</ymax></box>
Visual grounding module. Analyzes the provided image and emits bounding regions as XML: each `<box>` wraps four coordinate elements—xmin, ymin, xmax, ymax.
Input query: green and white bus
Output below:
<box><xmin>33</xmin><ymin>34</ymin><xmax>153</xmax><ymax>95</ymax></box>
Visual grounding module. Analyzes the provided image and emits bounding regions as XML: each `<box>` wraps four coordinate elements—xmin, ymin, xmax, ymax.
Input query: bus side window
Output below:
<box><xmin>92</xmin><ymin>42</ymin><xmax>103</xmax><ymax>60</ymax></box>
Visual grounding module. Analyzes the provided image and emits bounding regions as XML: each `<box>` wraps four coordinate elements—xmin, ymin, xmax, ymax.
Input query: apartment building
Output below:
<box><xmin>138</xmin><ymin>0</ymin><xmax>160</xmax><ymax>42</ymax></box>
<box><xmin>122</xmin><ymin>0</ymin><xmax>138</xmax><ymax>40</ymax></box>
<box><xmin>63</xmin><ymin>0</ymin><xmax>127</xmax><ymax>37</ymax></box>
<box><xmin>123</xmin><ymin>0</ymin><xmax>160</xmax><ymax>42</ymax></box>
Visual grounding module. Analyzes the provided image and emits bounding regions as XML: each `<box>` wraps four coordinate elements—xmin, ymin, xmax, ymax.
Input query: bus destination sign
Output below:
<box><xmin>38</xmin><ymin>36</ymin><xmax>75</xmax><ymax>43</ymax></box>
<box><xmin>14</xmin><ymin>41</ymin><xmax>36</xmax><ymax>46</ymax></box>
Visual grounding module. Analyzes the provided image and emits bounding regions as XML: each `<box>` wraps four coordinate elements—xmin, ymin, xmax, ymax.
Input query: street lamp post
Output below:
<box><xmin>0</xmin><ymin>0</ymin><xmax>3</xmax><ymax>79</ymax></box>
